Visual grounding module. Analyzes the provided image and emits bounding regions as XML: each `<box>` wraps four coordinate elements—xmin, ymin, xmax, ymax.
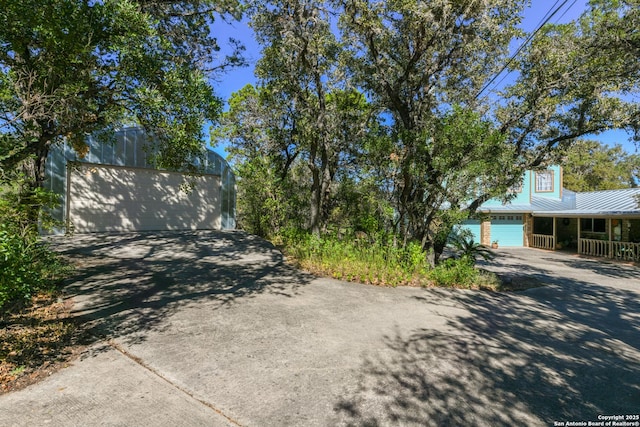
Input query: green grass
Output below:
<box><xmin>278</xmin><ymin>231</ymin><xmax>502</xmax><ymax>290</ymax></box>
<box><xmin>429</xmin><ymin>258</ymin><xmax>501</xmax><ymax>290</ymax></box>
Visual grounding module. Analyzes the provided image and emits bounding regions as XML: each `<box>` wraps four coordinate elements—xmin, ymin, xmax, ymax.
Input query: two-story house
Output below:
<box><xmin>462</xmin><ymin>165</ymin><xmax>640</xmax><ymax>262</ymax></box>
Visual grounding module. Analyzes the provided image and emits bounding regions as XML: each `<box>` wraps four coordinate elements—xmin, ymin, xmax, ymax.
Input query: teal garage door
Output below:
<box><xmin>460</xmin><ymin>219</ymin><xmax>481</xmax><ymax>244</ymax></box>
<box><xmin>491</xmin><ymin>215</ymin><xmax>524</xmax><ymax>247</ymax></box>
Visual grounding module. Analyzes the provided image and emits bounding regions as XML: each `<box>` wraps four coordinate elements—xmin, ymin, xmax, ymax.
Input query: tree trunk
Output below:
<box><xmin>309</xmin><ymin>164</ymin><xmax>322</xmax><ymax>237</ymax></box>
<box><xmin>19</xmin><ymin>135</ymin><xmax>51</xmax><ymax>225</ymax></box>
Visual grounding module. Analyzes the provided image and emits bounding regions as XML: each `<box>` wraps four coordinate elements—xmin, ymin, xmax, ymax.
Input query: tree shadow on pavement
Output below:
<box><xmin>50</xmin><ymin>231</ymin><xmax>314</xmax><ymax>346</ymax></box>
<box><xmin>543</xmin><ymin>256</ymin><xmax>640</xmax><ymax>280</ymax></box>
<box><xmin>335</xmin><ymin>275</ymin><xmax>640</xmax><ymax>425</ymax></box>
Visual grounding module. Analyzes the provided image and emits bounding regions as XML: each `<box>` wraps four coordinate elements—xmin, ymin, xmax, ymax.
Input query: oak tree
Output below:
<box><xmin>560</xmin><ymin>140</ymin><xmax>639</xmax><ymax>191</ymax></box>
<box><xmin>0</xmin><ymin>0</ymin><xmax>244</xmax><ymax>206</ymax></box>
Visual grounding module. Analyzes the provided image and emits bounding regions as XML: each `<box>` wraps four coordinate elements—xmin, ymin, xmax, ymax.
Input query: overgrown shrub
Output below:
<box><xmin>0</xmin><ymin>186</ymin><xmax>71</xmax><ymax>313</ymax></box>
<box><xmin>277</xmin><ymin>229</ymin><xmax>503</xmax><ymax>290</ymax></box>
<box><xmin>428</xmin><ymin>258</ymin><xmax>475</xmax><ymax>288</ymax></box>
<box><xmin>279</xmin><ymin>231</ymin><xmax>431</xmax><ymax>287</ymax></box>
<box><xmin>428</xmin><ymin>257</ymin><xmax>500</xmax><ymax>290</ymax></box>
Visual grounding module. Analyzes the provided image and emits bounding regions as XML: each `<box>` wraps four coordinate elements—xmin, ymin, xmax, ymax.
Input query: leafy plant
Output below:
<box><xmin>427</xmin><ymin>257</ymin><xmax>500</xmax><ymax>290</ymax></box>
<box><xmin>448</xmin><ymin>227</ymin><xmax>495</xmax><ymax>265</ymax></box>
<box><xmin>0</xmin><ymin>185</ymin><xmax>72</xmax><ymax>314</ymax></box>
<box><xmin>428</xmin><ymin>258</ymin><xmax>478</xmax><ymax>288</ymax></box>
<box><xmin>280</xmin><ymin>231</ymin><xmax>430</xmax><ymax>287</ymax></box>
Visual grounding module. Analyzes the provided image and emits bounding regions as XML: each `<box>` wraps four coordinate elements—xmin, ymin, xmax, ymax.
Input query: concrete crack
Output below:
<box><xmin>108</xmin><ymin>340</ymin><xmax>242</xmax><ymax>427</ymax></box>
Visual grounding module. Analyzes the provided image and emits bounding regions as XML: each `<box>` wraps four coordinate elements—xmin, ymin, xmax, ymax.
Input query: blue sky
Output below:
<box><xmin>209</xmin><ymin>0</ymin><xmax>637</xmax><ymax>157</ymax></box>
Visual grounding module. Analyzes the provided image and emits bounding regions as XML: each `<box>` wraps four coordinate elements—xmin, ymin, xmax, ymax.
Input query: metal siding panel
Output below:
<box><xmin>45</xmin><ymin>127</ymin><xmax>236</xmax><ymax>233</ymax></box>
<box><xmin>134</xmin><ymin>135</ymin><xmax>148</xmax><ymax>168</ymax></box>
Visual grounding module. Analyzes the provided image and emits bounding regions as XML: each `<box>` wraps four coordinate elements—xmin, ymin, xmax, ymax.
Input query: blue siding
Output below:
<box><xmin>460</xmin><ymin>220</ymin><xmax>482</xmax><ymax>244</ymax></box>
<box><xmin>483</xmin><ymin>170</ymin><xmax>532</xmax><ymax>207</ymax></box>
<box><xmin>482</xmin><ymin>166</ymin><xmax>562</xmax><ymax>208</ymax></box>
<box><xmin>490</xmin><ymin>215</ymin><xmax>524</xmax><ymax>247</ymax></box>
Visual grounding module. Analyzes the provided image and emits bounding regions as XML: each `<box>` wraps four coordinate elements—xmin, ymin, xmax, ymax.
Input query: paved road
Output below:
<box><xmin>1</xmin><ymin>232</ymin><xmax>639</xmax><ymax>426</ymax></box>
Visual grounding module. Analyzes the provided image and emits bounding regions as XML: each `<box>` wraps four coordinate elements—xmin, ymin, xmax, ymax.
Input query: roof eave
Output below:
<box><xmin>532</xmin><ymin>211</ymin><xmax>640</xmax><ymax>218</ymax></box>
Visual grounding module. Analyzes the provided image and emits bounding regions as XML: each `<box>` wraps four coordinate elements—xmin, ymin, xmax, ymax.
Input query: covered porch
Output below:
<box><xmin>529</xmin><ymin>214</ymin><xmax>640</xmax><ymax>262</ymax></box>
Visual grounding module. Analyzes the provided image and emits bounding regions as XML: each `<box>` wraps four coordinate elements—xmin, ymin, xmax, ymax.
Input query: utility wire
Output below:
<box><xmin>475</xmin><ymin>0</ymin><xmax>574</xmax><ymax>99</ymax></box>
<box><xmin>483</xmin><ymin>0</ymin><xmax>580</xmax><ymax>95</ymax></box>
<box><xmin>555</xmin><ymin>0</ymin><xmax>580</xmax><ymax>23</ymax></box>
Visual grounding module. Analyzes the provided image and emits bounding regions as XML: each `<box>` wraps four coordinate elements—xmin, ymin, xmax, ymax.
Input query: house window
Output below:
<box><xmin>508</xmin><ymin>181</ymin><xmax>523</xmax><ymax>193</ymax></box>
<box><xmin>535</xmin><ymin>170</ymin><xmax>554</xmax><ymax>192</ymax></box>
<box><xmin>581</xmin><ymin>218</ymin><xmax>606</xmax><ymax>233</ymax></box>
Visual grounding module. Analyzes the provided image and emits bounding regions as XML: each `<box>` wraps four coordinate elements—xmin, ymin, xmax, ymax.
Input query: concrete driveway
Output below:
<box><xmin>1</xmin><ymin>232</ymin><xmax>639</xmax><ymax>426</ymax></box>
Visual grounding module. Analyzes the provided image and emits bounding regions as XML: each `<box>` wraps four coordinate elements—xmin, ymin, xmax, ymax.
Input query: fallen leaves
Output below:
<box><xmin>0</xmin><ymin>293</ymin><xmax>85</xmax><ymax>393</ymax></box>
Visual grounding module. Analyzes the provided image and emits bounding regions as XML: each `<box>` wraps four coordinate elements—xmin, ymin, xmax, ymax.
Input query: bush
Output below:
<box><xmin>428</xmin><ymin>257</ymin><xmax>501</xmax><ymax>290</ymax></box>
<box><xmin>279</xmin><ymin>231</ymin><xmax>431</xmax><ymax>287</ymax></box>
<box><xmin>428</xmin><ymin>258</ymin><xmax>477</xmax><ymax>288</ymax></box>
<box><xmin>448</xmin><ymin>226</ymin><xmax>494</xmax><ymax>264</ymax></box>
<box><xmin>276</xmin><ymin>230</ymin><xmax>503</xmax><ymax>291</ymax></box>
<box><xmin>0</xmin><ymin>187</ymin><xmax>72</xmax><ymax>313</ymax></box>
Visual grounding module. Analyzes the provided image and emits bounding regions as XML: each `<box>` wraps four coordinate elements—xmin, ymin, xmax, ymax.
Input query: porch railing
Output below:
<box><xmin>579</xmin><ymin>238</ymin><xmax>640</xmax><ymax>262</ymax></box>
<box><xmin>531</xmin><ymin>234</ymin><xmax>555</xmax><ymax>250</ymax></box>
<box><xmin>611</xmin><ymin>241</ymin><xmax>640</xmax><ymax>262</ymax></box>
<box><xmin>579</xmin><ymin>238</ymin><xmax>608</xmax><ymax>258</ymax></box>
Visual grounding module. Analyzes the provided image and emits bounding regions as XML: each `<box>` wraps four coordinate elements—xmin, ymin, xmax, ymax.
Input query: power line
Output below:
<box><xmin>475</xmin><ymin>0</ymin><xmax>574</xmax><ymax>99</ymax></box>
<box><xmin>535</xmin><ymin>0</ymin><xmax>564</xmax><ymax>29</ymax></box>
<box><xmin>483</xmin><ymin>0</ymin><xmax>580</xmax><ymax>95</ymax></box>
<box><xmin>555</xmin><ymin>0</ymin><xmax>580</xmax><ymax>22</ymax></box>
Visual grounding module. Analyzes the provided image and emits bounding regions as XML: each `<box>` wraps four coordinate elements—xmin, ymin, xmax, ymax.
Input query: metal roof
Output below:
<box><xmin>478</xmin><ymin>204</ymin><xmax>533</xmax><ymax>213</ymax></box>
<box><xmin>532</xmin><ymin>188</ymin><xmax>640</xmax><ymax>217</ymax></box>
<box><xmin>575</xmin><ymin>188</ymin><xmax>640</xmax><ymax>211</ymax></box>
<box><xmin>479</xmin><ymin>188</ymin><xmax>640</xmax><ymax>217</ymax></box>
<box><xmin>531</xmin><ymin>192</ymin><xmax>575</xmax><ymax>211</ymax></box>
<box><xmin>532</xmin><ymin>209</ymin><xmax>640</xmax><ymax>218</ymax></box>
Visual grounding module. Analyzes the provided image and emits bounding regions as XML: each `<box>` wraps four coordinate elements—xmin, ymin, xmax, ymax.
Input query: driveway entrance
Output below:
<box><xmin>1</xmin><ymin>233</ymin><xmax>639</xmax><ymax>426</ymax></box>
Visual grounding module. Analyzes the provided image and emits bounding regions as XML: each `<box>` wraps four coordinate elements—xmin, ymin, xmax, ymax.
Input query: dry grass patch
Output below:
<box><xmin>0</xmin><ymin>293</ymin><xmax>87</xmax><ymax>393</ymax></box>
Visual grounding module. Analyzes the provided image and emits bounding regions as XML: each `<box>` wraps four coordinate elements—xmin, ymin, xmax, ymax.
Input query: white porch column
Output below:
<box><xmin>577</xmin><ymin>217</ymin><xmax>582</xmax><ymax>255</ymax></box>
<box><xmin>552</xmin><ymin>217</ymin><xmax>557</xmax><ymax>250</ymax></box>
<box><xmin>608</xmin><ymin>218</ymin><xmax>613</xmax><ymax>258</ymax></box>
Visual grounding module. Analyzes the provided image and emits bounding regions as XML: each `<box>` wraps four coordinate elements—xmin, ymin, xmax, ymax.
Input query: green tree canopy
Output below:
<box><xmin>221</xmin><ymin>0</ymin><xmax>640</xmax><ymax>266</ymax></box>
<box><xmin>0</xmin><ymin>0</ymin><xmax>244</xmax><ymax>194</ymax></box>
<box><xmin>336</xmin><ymin>0</ymin><xmax>640</xmax><ymax>263</ymax></box>
<box><xmin>497</xmin><ymin>0</ymin><xmax>640</xmax><ymax>163</ymax></box>
<box><xmin>560</xmin><ymin>140</ymin><xmax>639</xmax><ymax>192</ymax></box>
<box><xmin>246</xmin><ymin>0</ymin><xmax>373</xmax><ymax>236</ymax></box>
<box><xmin>336</xmin><ymin>0</ymin><xmax>528</xmax><ymax>262</ymax></box>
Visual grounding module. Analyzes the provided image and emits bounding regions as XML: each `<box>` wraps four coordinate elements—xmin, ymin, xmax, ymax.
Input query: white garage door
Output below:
<box><xmin>68</xmin><ymin>163</ymin><xmax>221</xmax><ymax>232</ymax></box>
